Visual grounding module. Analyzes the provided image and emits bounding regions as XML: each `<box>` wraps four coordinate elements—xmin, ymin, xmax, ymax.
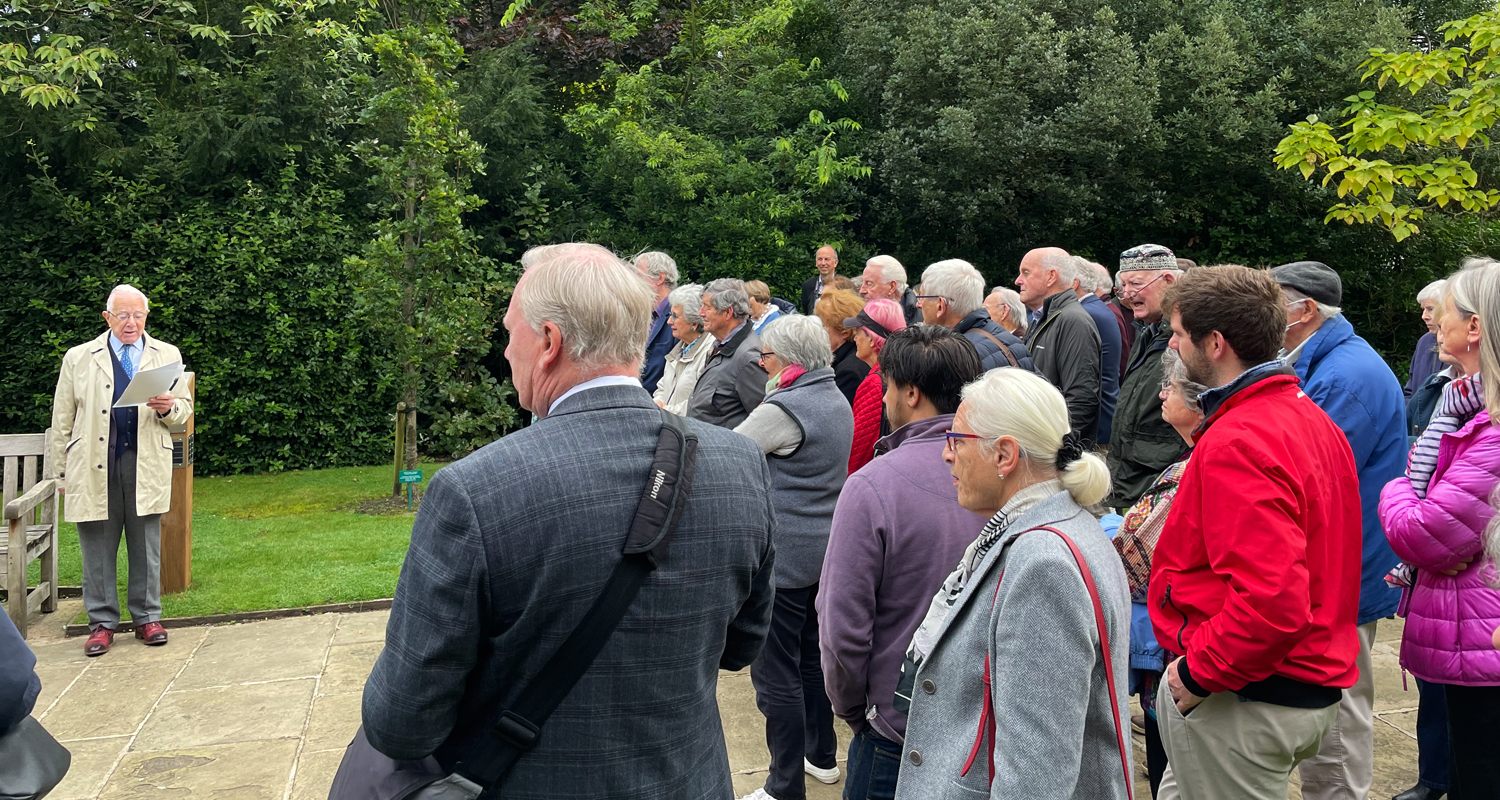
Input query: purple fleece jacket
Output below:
<box><xmin>817</xmin><ymin>413</ymin><xmax>986</xmax><ymax>742</ymax></box>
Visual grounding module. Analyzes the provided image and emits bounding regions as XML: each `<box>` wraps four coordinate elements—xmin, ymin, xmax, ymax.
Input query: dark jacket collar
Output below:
<box><xmin>1194</xmin><ymin>363</ymin><xmax>1298</xmax><ymax>439</ymax></box>
<box><xmin>713</xmin><ymin>321</ymin><xmax>753</xmax><ymax>357</ymax></box>
<box><xmin>875</xmin><ymin>413</ymin><xmax>952</xmax><ymax>455</ymax></box>
<box><xmin>832</xmin><ymin>339</ymin><xmax>858</xmax><ymax>366</ymax></box>
<box><xmin>1039</xmin><ymin>288</ymin><xmax>1081</xmax><ymax>318</ymax></box>
<box><xmin>954</xmin><ymin>308</ymin><xmax>994</xmax><ymax>335</ymax></box>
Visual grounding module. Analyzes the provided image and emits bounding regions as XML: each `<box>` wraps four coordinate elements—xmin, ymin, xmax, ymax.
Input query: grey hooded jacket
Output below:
<box><xmin>895</xmin><ymin>490</ymin><xmax>1132</xmax><ymax>800</ymax></box>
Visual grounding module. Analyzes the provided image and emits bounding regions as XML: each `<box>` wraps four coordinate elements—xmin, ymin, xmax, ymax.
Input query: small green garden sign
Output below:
<box><xmin>398</xmin><ymin>470</ymin><xmax>423</xmax><ymax>483</ymax></box>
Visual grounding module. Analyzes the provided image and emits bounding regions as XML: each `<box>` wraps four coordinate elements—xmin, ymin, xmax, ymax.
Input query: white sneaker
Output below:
<box><xmin>737</xmin><ymin>788</ymin><xmax>779</xmax><ymax>800</ymax></box>
<box><xmin>804</xmin><ymin>758</ymin><xmax>841</xmax><ymax>784</ymax></box>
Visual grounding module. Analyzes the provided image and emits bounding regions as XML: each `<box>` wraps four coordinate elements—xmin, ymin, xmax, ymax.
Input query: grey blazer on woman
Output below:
<box><xmin>895</xmin><ymin>491</ymin><xmax>1131</xmax><ymax>800</ymax></box>
<box><xmin>362</xmin><ymin>385</ymin><xmax>777</xmax><ymax>799</ymax></box>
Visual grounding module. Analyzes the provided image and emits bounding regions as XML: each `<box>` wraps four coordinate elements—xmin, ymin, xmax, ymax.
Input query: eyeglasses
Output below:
<box><xmin>757</xmin><ymin>351</ymin><xmax>776</xmax><ymax>364</ymax></box>
<box><xmin>1119</xmin><ymin>273</ymin><xmax>1167</xmax><ymax>297</ymax></box>
<box><xmin>105</xmin><ymin>310</ymin><xmax>148</xmax><ymax>323</ymax></box>
<box><xmin>944</xmin><ymin>431</ymin><xmax>993</xmax><ymax>453</ymax></box>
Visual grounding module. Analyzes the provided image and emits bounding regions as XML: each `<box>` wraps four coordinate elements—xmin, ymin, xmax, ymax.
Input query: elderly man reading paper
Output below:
<box><xmin>49</xmin><ymin>285</ymin><xmax>192</xmax><ymax>656</ymax></box>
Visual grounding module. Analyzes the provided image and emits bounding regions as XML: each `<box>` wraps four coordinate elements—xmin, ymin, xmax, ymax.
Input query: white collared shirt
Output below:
<box><xmin>548</xmin><ymin>375</ymin><xmax>643</xmax><ymax>416</ymax></box>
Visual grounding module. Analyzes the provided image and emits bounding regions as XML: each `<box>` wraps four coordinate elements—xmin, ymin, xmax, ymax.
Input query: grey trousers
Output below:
<box><xmin>1298</xmin><ymin>621</ymin><xmax>1379</xmax><ymax>800</ymax></box>
<box><xmin>76</xmin><ymin>448</ymin><xmax>162</xmax><ymax>630</ymax></box>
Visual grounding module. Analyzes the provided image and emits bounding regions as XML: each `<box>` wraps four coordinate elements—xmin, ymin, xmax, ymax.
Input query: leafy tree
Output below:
<box><xmin>348</xmin><ymin>4</ymin><xmax>513</xmax><ymax>482</ymax></box>
<box><xmin>1275</xmin><ymin>5</ymin><xmax>1500</xmax><ymax>241</ymax></box>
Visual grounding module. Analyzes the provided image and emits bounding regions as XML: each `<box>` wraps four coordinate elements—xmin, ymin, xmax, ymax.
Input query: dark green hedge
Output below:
<box><xmin>0</xmin><ymin>160</ymin><xmax>397</xmax><ymax>474</ymax></box>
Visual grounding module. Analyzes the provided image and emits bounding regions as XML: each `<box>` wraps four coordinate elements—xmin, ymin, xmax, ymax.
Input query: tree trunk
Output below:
<box><xmin>403</xmin><ymin>386</ymin><xmax>419</xmax><ymax>471</ymax></box>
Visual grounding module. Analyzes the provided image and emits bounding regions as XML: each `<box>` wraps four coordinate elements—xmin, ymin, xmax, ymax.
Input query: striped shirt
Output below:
<box><xmin>1409</xmin><ymin>373</ymin><xmax>1485</xmax><ymax>497</ymax></box>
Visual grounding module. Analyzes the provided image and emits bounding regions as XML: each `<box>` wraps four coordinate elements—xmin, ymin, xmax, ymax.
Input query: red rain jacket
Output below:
<box><xmin>1149</xmin><ymin>373</ymin><xmax>1362</xmax><ymax>693</ymax></box>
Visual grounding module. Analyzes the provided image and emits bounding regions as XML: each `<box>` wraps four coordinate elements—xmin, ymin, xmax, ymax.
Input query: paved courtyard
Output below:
<box><xmin>18</xmin><ymin>601</ymin><xmax>1421</xmax><ymax>799</ymax></box>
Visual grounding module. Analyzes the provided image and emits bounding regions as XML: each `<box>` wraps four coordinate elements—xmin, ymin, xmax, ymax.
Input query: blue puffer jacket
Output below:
<box><xmin>1291</xmin><ymin>314</ymin><xmax>1407</xmax><ymax>624</ymax></box>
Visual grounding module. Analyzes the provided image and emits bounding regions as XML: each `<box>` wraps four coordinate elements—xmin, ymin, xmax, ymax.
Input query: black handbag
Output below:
<box><xmin>328</xmin><ymin>409</ymin><xmax>699</xmax><ymax>800</ymax></box>
<box><xmin>0</xmin><ymin>716</ymin><xmax>72</xmax><ymax>800</ymax></box>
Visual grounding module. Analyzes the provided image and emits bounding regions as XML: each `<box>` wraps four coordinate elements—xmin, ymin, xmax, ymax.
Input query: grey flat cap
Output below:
<box><xmin>1271</xmin><ymin>261</ymin><xmax>1342</xmax><ymax>307</ymax></box>
<box><xmin>1119</xmin><ymin>244</ymin><xmax>1177</xmax><ymax>272</ymax></box>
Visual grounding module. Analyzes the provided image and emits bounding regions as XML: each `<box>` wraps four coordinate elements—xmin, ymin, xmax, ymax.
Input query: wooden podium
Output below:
<box><xmin>161</xmin><ymin>372</ymin><xmax>194</xmax><ymax>594</ymax></box>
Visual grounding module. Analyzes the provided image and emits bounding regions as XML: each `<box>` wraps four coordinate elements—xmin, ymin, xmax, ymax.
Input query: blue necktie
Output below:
<box><xmin>121</xmin><ymin>344</ymin><xmax>136</xmax><ymax>379</ymax></box>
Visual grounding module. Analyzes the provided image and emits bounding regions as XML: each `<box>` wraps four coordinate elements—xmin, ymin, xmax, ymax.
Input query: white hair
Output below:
<box><xmin>634</xmin><ymin>250</ymin><xmax>679</xmax><ymax>290</ymax></box>
<box><xmin>1064</xmin><ymin>256</ymin><xmax>1099</xmax><ymax>293</ymax></box>
<box><xmin>106</xmin><ymin>284</ymin><xmax>149</xmax><ymax>313</ymax></box>
<box><xmin>1417</xmin><ymin>278</ymin><xmax>1447</xmax><ymax>304</ymax></box>
<box><xmin>760</xmin><ymin>314</ymin><xmax>833</xmax><ymax>370</ymax></box>
<box><xmin>989</xmin><ymin>287</ymin><xmax>1026</xmax><ymax>330</ymax></box>
<box><xmin>1282</xmin><ymin>286</ymin><xmax>1342</xmax><ymax>321</ymax></box>
<box><xmin>1039</xmin><ymin>250</ymin><xmax>1075</xmax><ymax>286</ymax></box>
<box><xmin>921</xmin><ymin>259</ymin><xmax>985</xmax><ymax>316</ymax></box>
<box><xmin>517</xmin><ymin>243</ymin><xmax>654</xmax><ymax>369</ymax></box>
<box><xmin>1094</xmin><ymin>263</ymin><xmax>1113</xmax><ymax>290</ymax></box>
<box><xmin>960</xmin><ymin>369</ymin><xmax>1110</xmax><ymax>507</ymax></box>
<box><xmin>702</xmin><ymin>278</ymin><xmax>752</xmax><ymax>320</ymax></box>
<box><xmin>668</xmin><ymin>283</ymin><xmax>705</xmax><ymax>331</ymax></box>
<box><xmin>867</xmin><ymin>255</ymin><xmax>907</xmax><ymax>291</ymax></box>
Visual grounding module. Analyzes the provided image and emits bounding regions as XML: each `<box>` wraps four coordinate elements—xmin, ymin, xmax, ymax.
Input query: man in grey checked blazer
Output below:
<box><xmin>361</xmin><ymin>243</ymin><xmax>777</xmax><ymax>799</ymax></box>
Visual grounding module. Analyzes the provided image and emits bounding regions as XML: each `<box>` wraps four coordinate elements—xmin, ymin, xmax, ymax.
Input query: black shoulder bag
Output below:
<box><xmin>329</xmin><ymin>410</ymin><xmax>699</xmax><ymax>800</ymax></box>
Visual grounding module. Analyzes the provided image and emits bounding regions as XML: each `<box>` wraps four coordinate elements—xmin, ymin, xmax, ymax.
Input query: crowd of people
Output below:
<box><xmin>10</xmin><ymin>242</ymin><xmax>1499</xmax><ymax>800</ymax></box>
<box><xmin>342</xmin><ymin>242</ymin><xmax>1500</xmax><ymax>800</ymax></box>
<box><xmin>5</xmin><ymin>244</ymin><xmax>1494</xmax><ymax>800</ymax></box>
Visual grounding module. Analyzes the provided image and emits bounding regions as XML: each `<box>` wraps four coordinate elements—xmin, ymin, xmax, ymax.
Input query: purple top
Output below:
<box><xmin>817</xmin><ymin>414</ymin><xmax>987</xmax><ymax>741</ymax></box>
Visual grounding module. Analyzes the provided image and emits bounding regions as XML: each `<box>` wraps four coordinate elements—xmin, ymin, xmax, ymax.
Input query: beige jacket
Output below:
<box><xmin>49</xmin><ymin>331</ymin><xmax>193</xmax><ymax>523</ymax></box>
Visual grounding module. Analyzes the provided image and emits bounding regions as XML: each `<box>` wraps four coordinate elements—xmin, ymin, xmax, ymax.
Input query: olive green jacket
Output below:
<box><xmin>1104</xmin><ymin>322</ymin><xmax>1188</xmax><ymax>510</ymax></box>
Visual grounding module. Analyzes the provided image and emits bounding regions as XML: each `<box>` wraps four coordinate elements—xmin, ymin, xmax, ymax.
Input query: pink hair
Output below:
<box><xmin>862</xmin><ymin>298</ymin><xmax>908</xmax><ymax>353</ymax></box>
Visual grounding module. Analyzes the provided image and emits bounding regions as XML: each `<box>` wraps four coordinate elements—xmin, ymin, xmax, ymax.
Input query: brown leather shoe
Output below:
<box><xmin>84</xmin><ymin>627</ymin><xmax>114</xmax><ymax>657</ymax></box>
<box><xmin>135</xmin><ymin>622</ymin><xmax>168</xmax><ymax>646</ymax></box>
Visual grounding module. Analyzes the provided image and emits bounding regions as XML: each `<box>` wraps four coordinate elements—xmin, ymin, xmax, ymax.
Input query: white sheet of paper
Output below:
<box><xmin>113</xmin><ymin>360</ymin><xmax>184</xmax><ymax>408</ymax></box>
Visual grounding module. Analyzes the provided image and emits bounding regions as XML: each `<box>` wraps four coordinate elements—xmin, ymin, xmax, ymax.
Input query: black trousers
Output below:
<box><xmin>1445</xmin><ymin>683</ymin><xmax>1500</xmax><ymax>799</ymax></box>
<box><xmin>751</xmin><ymin>583</ymin><xmax>838</xmax><ymax>800</ymax></box>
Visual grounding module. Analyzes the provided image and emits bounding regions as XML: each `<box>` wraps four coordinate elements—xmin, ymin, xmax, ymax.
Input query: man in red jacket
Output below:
<box><xmin>1148</xmin><ymin>265</ymin><xmax>1362</xmax><ymax>800</ymax></box>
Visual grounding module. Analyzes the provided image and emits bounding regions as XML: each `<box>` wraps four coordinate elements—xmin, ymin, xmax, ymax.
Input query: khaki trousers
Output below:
<box><xmin>1157</xmin><ymin>682</ymin><xmax>1338</xmax><ymax>800</ymax></box>
<box><xmin>1298</xmin><ymin>621</ymin><xmax>1379</xmax><ymax>800</ymax></box>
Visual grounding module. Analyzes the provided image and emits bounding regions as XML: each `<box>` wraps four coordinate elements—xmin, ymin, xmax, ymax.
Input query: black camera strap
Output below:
<box><xmin>449</xmin><ymin>409</ymin><xmax>699</xmax><ymax>793</ymax></box>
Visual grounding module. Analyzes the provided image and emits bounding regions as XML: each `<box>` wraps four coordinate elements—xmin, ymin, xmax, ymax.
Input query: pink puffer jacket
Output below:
<box><xmin>1380</xmin><ymin>411</ymin><xmax>1500</xmax><ymax>686</ymax></box>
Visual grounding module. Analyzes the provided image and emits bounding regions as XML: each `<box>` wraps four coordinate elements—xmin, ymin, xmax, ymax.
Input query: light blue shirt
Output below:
<box><xmin>108</xmin><ymin>333</ymin><xmax>144</xmax><ymax>373</ymax></box>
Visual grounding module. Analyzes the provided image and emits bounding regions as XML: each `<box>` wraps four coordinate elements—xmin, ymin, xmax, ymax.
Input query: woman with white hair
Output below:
<box><xmin>652</xmin><ymin>284</ymin><xmax>713</xmax><ymax>415</ymax></box>
<box><xmin>1407</xmin><ymin>278</ymin><xmax>1449</xmax><ymax>397</ymax></box>
<box><xmin>894</xmin><ymin>369</ymin><xmax>1131</xmax><ymax>800</ymax></box>
<box><xmin>1381</xmin><ymin>259</ymin><xmax>1500</xmax><ymax>800</ymax></box>
<box><xmin>734</xmin><ymin>314</ymin><xmax>855</xmax><ymax>800</ymax></box>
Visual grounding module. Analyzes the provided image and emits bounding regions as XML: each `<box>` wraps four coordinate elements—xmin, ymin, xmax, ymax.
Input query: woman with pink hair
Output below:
<box><xmin>841</xmin><ymin>298</ymin><xmax>908</xmax><ymax>474</ymax></box>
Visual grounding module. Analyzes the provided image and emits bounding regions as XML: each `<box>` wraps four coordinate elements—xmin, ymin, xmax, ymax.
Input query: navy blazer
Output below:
<box><xmin>362</xmin><ymin>386</ymin><xmax>776</xmax><ymax>799</ymax></box>
<box><xmin>642</xmin><ymin>297</ymin><xmax>677</xmax><ymax>394</ymax></box>
<box><xmin>0</xmin><ymin>607</ymin><xmax>39</xmax><ymax>736</ymax></box>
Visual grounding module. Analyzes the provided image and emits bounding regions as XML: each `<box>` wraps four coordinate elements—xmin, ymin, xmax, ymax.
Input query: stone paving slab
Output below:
<box><xmin>15</xmin><ymin>608</ymin><xmax>1423</xmax><ymax>800</ymax></box>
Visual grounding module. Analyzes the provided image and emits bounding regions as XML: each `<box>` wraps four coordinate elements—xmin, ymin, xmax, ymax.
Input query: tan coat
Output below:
<box><xmin>48</xmin><ymin>331</ymin><xmax>193</xmax><ymax>523</ymax></box>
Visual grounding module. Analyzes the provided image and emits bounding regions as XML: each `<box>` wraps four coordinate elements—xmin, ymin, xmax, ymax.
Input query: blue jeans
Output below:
<box><xmin>843</xmin><ymin>729</ymin><xmax>901</xmax><ymax>800</ymax></box>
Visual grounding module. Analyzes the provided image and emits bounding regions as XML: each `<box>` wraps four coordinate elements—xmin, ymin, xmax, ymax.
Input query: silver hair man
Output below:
<box><xmin>702</xmin><ymin>278</ymin><xmax>753</xmax><ymax>321</ymax></box>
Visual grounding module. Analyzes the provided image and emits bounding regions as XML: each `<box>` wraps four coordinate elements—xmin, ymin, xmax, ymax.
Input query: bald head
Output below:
<box><xmin>815</xmin><ymin>245</ymin><xmax>839</xmax><ymax>279</ymax></box>
<box><xmin>1014</xmin><ymin>247</ymin><xmax>1071</xmax><ymax>309</ymax></box>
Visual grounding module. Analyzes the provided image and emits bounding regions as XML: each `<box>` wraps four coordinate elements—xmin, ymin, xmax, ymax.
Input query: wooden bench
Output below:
<box><xmin>1</xmin><ymin>431</ymin><xmax>60</xmax><ymax>638</ymax></box>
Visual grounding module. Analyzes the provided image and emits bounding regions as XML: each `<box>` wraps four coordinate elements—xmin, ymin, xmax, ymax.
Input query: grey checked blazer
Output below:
<box><xmin>362</xmin><ymin>385</ymin><xmax>776</xmax><ymax>799</ymax></box>
<box><xmin>895</xmin><ymin>491</ymin><xmax>1132</xmax><ymax>800</ymax></box>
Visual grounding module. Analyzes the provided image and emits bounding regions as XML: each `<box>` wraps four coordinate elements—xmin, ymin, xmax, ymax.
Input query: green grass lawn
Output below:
<box><xmin>17</xmin><ymin>461</ymin><xmax>446</xmax><ymax>622</ymax></box>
